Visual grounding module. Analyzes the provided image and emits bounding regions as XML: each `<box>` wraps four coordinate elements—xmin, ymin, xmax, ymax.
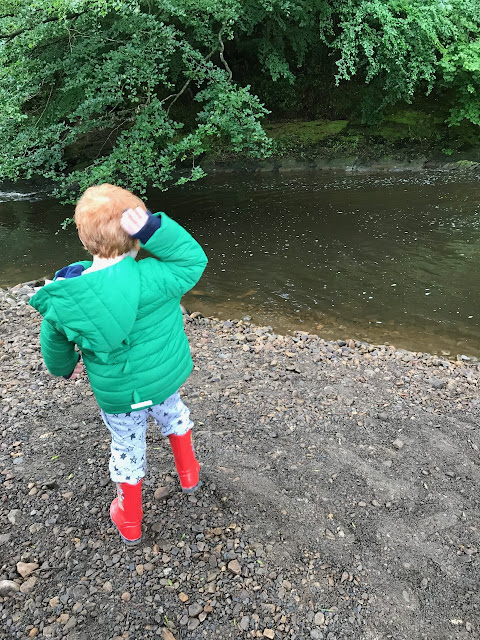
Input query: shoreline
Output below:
<box><xmin>4</xmin><ymin>280</ymin><xmax>479</xmax><ymax>366</ymax></box>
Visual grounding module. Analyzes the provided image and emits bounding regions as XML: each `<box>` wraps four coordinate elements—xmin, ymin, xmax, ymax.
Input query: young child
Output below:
<box><xmin>30</xmin><ymin>183</ymin><xmax>208</xmax><ymax>545</ymax></box>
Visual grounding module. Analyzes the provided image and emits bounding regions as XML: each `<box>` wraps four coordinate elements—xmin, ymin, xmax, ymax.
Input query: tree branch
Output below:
<box><xmin>218</xmin><ymin>24</ymin><xmax>233</xmax><ymax>81</ymax></box>
<box><xmin>0</xmin><ymin>12</ymin><xmax>85</xmax><ymax>40</ymax></box>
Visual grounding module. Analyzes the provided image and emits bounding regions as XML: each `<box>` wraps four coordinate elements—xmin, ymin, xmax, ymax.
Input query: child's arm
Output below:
<box><xmin>39</xmin><ymin>319</ymin><xmax>80</xmax><ymax>378</ymax></box>
<box><xmin>122</xmin><ymin>207</ymin><xmax>207</xmax><ymax>298</ymax></box>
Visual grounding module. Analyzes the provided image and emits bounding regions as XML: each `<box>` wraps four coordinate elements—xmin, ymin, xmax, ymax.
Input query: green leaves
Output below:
<box><xmin>0</xmin><ymin>1</ymin><xmax>272</xmax><ymax>199</ymax></box>
<box><xmin>2</xmin><ymin>0</ymin><xmax>480</xmax><ymax>197</ymax></box>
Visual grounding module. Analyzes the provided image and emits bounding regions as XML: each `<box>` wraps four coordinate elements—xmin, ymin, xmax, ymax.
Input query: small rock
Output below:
<box><xmin>121</xmin><ymin>592</ymin><xmax>131</xmax><ymax>602</ymax></box>
<box><xmin>7</xmin><ymin>509</ymin><xmax>22</xmax><ymax>524</ymax></box>
<box><xmin>314</xmin><ymin>612</ymin><xmax>325</xmax><ymax>626</ymax></box>
<box><xmin>178</xmin><ymin>592</ymin><xmax>189</xmax><ymax>603</ymax></box>
<box><xmin>29</xmin><ymin>628</ymin><xmax>39</xmax><ymax>638</ymax></box>
<box><xmin>103</xmin><ymin>581</ymin><xmax>113</xmax><ymax>592</ymax></box>
<box><xmin>49</xmin><ymin>596</ymin><xmax>60</xmax><ymax>608</ymax></box>
<box><xmin>57</xmin><ymin>613</ymin><xmax>70</xmax><ymax>625</ymax></box>
<box><xmin>154</xmin><ymin>486</ymin><xmax>170</xmax><ymax>500</ymax></box>
<box><xmin>17</xmin><ymin>562</ymin><xmax>39</xmax><ymax>578</ymax></box>
<box><xmin>240</xmin><ymin>616</ymin><xmax>250</xmax><ymax>631</ymax></box>
<box><xmin>135</xmin><ymin>564</ymin><xmax>144</xmax><ymax>576</ymax></box>
<box><xmin>161</xmin><ymin>630</ymin><xmax>177</xmax><ymax>640</ymax></box>
<box><xmin>377</xmin><ymin>412</ymin><xmax>388</xmax><ymax>421</ymax></box>
<box><xmin>0</xmin><ymin>579</ymin><xmax>20</xmax><ymax>596</ymax></box>
<box><xmin>188</xmin><ymin>602</ymin><xmax>203</xmax><ymax>617</ymax></box>
<box><xmin>227</xmin><ymin>559</ymin><xmax>241</xmax><ymax>575</ymax></box>
<box><xmin>263</xmin><ymin>630</ymin><xmax>275</xmax><ymax>639</ymax></box>
<box><xmin>63</xmin><ymin>616</ymin><xmax>77</xmax><ymax>632</ymax></box>
<box><xmin>187</xmin><ymin>618</ymin><xmax>200</xmax><ymax>631</ymax></box>
<box><xmin>19</xmin><ymin>576</ymin><xmax>37</xmax><ymax>593</ymax></box>
<box><xmin>392</xmin><ymin>439</ymin><xmax>404</xmax><ymax>450</ymax></box>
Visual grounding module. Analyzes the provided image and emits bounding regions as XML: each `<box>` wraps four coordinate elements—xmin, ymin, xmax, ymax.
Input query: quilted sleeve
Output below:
<box><xmin>39</xmin><ymin>319</ymin><xmax>80</xmax><ymax>377</ymax></box>
<box><xmin>139</xmin><ymin>213</ymin><xmax>208</xmax><ymax>298</ymax></box>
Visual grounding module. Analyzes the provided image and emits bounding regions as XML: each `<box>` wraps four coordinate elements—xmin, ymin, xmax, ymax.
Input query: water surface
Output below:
<box><xmin>1</xmin><ymin>171</ymin><xmax>479</xmax><ymax>356</ymax></box>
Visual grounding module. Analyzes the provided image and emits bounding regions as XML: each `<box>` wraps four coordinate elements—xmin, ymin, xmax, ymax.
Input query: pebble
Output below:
<box><xmin>0</xmin><ymin>579</ymin><xmax>20</xmax><ymax>596</ymax></box>
<box><xmin>17</xmin><ymin>561</ymin><xmax>39</xmax><ymax>578</ymax></box>
<box><xmin>227</xmin><ymin>559</ymin><xmax>241</xmax><ymax>575</ymax></box>
<box><xmin>314</xmin><ymin>612</ymin><xmax>325</xmax><ymax>626</ymax></box>
<box><xmin>188</xmin><ymin>602</ymin><xmax>203</xmax><ymax>617</ymax></box>
<box><xmin>188</xmin><ymin>618</ymin><xmax>200</xmax><ymax>630</ymax></box>
<box><xmin>121</xmin><ymin>592</ymin><xmax>131</xmax><ymax>602</ymax></box>
<box><xmin>154</xmin><ymin>486</ymin><xmax>170</xmax><ymax>500</ymax></box>
<box><xmin>264</xmin><ymin>630</ymin><xmax>275</xmax><ymax>639</ymax></box>
<box><xmin>393</xmin><ymin>439</ymin><xmax>404</xmax><ymax>450</ymax></box>
<box><xmin>19</xmin><ymin>576</ymin><xmax>37</xmax><ymax>593</ymax></box>
<box><xmin>240</xmin><ymin>616</ymin><xmax>250</xmax><ymax>631</ymax></box>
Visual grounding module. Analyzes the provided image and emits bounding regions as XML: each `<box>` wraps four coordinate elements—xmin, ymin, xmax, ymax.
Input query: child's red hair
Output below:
<box><xmin>74</xmin><ymin>184</ymin><xmax>146</xmax><ymax>258</ymax></box>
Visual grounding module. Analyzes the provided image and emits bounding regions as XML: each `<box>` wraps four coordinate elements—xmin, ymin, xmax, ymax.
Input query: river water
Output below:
<box><xmin>1</xmin><ymin>171</ymin><xmax>479</xmax><ymax>356</ymax></box>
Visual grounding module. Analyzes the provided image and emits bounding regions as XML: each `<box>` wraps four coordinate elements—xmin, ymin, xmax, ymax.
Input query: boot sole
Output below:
<box><xmin>110</xmin><ymin>516</ymin><xmax>142</xmax><ymax>546</ymax></box>
<box><xmin>181</xmin><ymin>480</ymin><xmax>201</xmax><ymax>494</ymax></box>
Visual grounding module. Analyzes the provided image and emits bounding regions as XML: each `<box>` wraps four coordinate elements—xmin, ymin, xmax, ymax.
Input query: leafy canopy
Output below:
<box><xmin>1</xmin><ymin>1</ymin><xmax>480</xmax><ymax>198</ymax></box>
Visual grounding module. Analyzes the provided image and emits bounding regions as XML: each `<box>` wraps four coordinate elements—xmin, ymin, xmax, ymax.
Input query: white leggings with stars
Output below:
<box><xmin>100</xmin><ymin>391</ymin><xmax>193</xmax><ymax>484</ymax></box>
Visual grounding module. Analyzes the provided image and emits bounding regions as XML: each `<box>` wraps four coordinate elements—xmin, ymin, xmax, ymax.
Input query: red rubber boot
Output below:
<box><xmin>168</xmin><ymin>431</ymin><xmax>200</xmax><ymax>493</ymax></box>
<box><xmin>110</xmin><ymin>480</ymin><xmax>143</xmax><ymax>545</ymax></box>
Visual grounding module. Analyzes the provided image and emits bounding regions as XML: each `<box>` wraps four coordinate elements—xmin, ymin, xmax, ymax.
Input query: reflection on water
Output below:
<box><xmin>1</xmin><ymin>171</ymin><xmax>480</xmax><ymax>356</ymax></box>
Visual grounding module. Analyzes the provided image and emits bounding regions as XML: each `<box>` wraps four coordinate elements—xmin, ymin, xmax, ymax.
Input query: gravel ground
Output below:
<box><xmin>0</xmin><ymin>283</ymin><xmax>479</xmax><ymax>640</ymax></box>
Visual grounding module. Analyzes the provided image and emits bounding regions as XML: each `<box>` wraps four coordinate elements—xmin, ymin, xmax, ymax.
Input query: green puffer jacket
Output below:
<box><xmin>30</xmin><ymin>212</ymin><xmax>208</xmax><ymax>413</ymax></box>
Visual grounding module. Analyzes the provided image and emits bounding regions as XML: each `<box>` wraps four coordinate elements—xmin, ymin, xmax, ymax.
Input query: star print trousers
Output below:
<box><xmin>100</xmin><ymin>391</ymin><xmax>194</xmax><ymax>484</ymax></box>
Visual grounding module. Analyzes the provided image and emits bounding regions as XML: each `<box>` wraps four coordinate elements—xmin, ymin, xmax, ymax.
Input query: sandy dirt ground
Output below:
<box><xmin>1</xmin><ymin>286</ymin><xmax>479</xmax><ymax>640</ymax></box>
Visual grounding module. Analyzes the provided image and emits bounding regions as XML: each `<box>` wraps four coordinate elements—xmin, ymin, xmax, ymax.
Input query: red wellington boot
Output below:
<box><xmin>110</xmin><ymin>480</ymin><xmax>143</xmax><ymax>545</ymax></box>
<box><xmin>168</xmin><ymin>430</ymin><xmax>200</xmax><ymax>493</ymax></box>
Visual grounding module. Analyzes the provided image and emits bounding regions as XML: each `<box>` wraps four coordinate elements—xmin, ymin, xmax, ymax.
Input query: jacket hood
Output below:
<box><xmin>30</xmin><ymin>258</ymin><xmax>140</xmax><ymax>362</ymax></box>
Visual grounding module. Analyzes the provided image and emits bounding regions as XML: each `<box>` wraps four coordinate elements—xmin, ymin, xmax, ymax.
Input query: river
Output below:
<box><xmin>1</xmin><ymin>171</ymin><xmax>479</xmax><ymax>356</ymax></box>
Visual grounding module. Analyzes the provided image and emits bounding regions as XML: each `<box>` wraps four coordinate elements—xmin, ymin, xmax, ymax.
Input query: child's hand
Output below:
<box><xmin>69</xmin><ymin>361</ymin><xmax>84</xmax><ymax>380</ymax></box>
<box><xmin>121</xmin><ymin>207</ymin><xmax>149</xmax><ymax>236</ymax></box>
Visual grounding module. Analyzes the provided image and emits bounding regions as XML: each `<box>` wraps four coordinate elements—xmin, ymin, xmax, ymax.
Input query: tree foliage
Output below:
<box><xmin>1</xmin><ymin>1</ymin><xmax>480</xmax><ymax>198</ymax></box>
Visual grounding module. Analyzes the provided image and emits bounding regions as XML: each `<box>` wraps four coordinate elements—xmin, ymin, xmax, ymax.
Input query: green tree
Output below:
<box><xmin>2</xmin><ymin>1</ymin><xmax>480</xmax><ymax>200</ymax></box>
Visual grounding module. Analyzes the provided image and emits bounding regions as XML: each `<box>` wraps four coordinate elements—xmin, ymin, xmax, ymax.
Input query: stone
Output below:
<box><xmin>19</xmin><ymin>576</ymin><xmax>37</xmax><ymax>593</ymax></box>
<box><xmin>0</xmin><ymin>579</ymin><xmax>20</xmax><ymax>596</ymax></box>
<box><xmin>178</xmin><ymin>592</ymin><xmax>189</xmax><ymax>603</ymax></box>
<box><xmin>393</xmin><ymin>439</ymin><xmax>404</xmax><ymax>450</ymax></box>
<box><xmin>188</xmin><ymin>602</ymin><xmax>203</xmax><ymax>617</ymax></box>
<box><xmin>314</xmin><ymin>612</ymin><xmax>325</xmax><ymax>626</ymax></box>
<box><xmin>17</xmin><ymin>562</ymin><xmax>39</xmax><ymax>578</ymax></box>
<box><xmin>57</xmin><ymin>613</ymin><xmax>70</xmax><ymax>624</ymax></box>
<box><xmin>49</xmin><ymin>596</ymin><xmax>60</xmax><ymax>608</ymax></box>
<box><xmin>73</xmin><ymin>584</ymin><xmax>88</xmax><ymax>599</ymax></box>
<box><xmin>29</xmin><ymin>628</ymin><xmax>39</xmax><ymax>638</ymax></box>
<box><xmin>63</xmin><ymin>616</ymin><xmax>77</xmax><ymax>632</ymax></box>
<box><xmin>103</xmin><ymin>581</ymin><xmax>113</xmax><ymax>592</ymax></box>
<box><xmin>240</xmin><ymin>616</ymin><xmax>250</xmax><ymax>631</ymax></box>
<box><xmin>161</xmin><ymin>630</ymin><xmax>176</xmax><ymax>640</ymax></box>
<box><xmin>187</xmin><ymin>618</ymin><xmax>200</xmax><ymax>630</ymax></box>
<box><xmin>7</xmin><ymin>509</ymin><xmax>22</xmax><ymax>524</ymax></box>
<box><xmin>154</xmin><ymin>486</ymin><xmax>170</xmax><ymax>500</ymax></box>
<box><xmin>121</xmin><ymin>592</ymin><xmax>131</xmax><ymax>602</ymax></box>
<box><xmin>264</xmin><ymin>630</ymin><xmax>275</xmax><ymax>639</ymax></box>
<box><xmin>227</xmin><ymin>559</ymin><xmax>241</xmax><ymax>575</ymax></box>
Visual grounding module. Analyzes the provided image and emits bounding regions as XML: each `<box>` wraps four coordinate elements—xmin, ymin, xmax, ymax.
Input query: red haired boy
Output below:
<box><xmin>30</xmin><ymin>184</ymin><xmax>208</xmax><ymax>544</ymax></box>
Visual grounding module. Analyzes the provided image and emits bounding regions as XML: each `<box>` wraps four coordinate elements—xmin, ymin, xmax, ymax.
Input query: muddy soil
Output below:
<box><xmin>0</xmin><ymin>286</ymin><xmax>479</xmax><ymax>640</ymax></box>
